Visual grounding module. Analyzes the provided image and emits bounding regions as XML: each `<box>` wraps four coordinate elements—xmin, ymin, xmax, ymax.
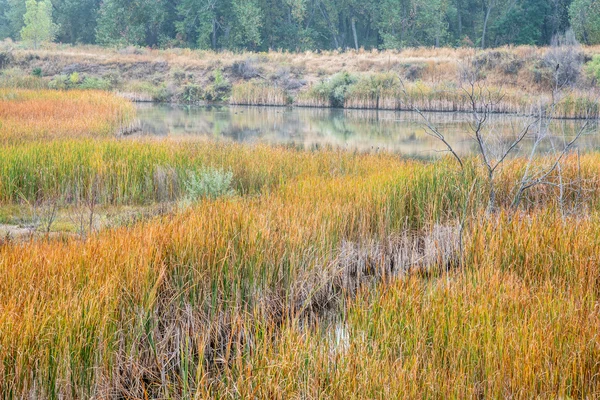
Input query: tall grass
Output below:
<box><xmin>230</xmin><ymin>82</ymin><xmax>289</xmax><ymax>106</ymax></box>
<box><xmin>209</xmin><ymin>213</ymin><xmax>600</xmax><ymax>398</ymax></box>
<box><xmin>296</xmin><ymin>73</ymin><xmax>599</xmax><ymax>118</ymax></box>
<box><xmin>0</xmin><ymin>89</ymin><xmax>134</xmax><ymax>143</ymax></box>
<box><xmin>2</xmin><ymin>147</ymin><xmax>600</xmax><ymax>397</ymax></box>
<box><xmin>2</xmin><ymin>87</ymin><xmax>600</xmax><ymax>398</ymax></box>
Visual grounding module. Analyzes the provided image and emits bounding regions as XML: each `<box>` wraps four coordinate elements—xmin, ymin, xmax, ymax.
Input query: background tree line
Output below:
<box><xmin>1</xmin><ymin>0</ymin><xmax>600</xmax><ymax>50</ymax></box>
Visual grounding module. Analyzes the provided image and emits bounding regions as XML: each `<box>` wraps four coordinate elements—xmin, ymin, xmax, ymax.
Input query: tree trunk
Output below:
<box><xmin>457</xmin><ymin>1</ymin><xmax>463</xmax><ymax>37</ymax></box>
<box><xmin>351</xmin><ymin>17</ymin><xmax>358</xmax><ymax>50</ymax></box>
<box><xmin>211</xmin><ymin>18</ymin><xmax>217</xmax><ymax>49</ymax></box>
<box><xmin>481</xmin><ymin>5</ymin><xmax>492</xmax><ymax>49</ymax></box>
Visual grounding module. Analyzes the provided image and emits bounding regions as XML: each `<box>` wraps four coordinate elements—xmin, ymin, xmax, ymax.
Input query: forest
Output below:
<box><xmin>1</xmin><ymin>0</ymin><xmax>600</xmax><ymax>51</ymax></box>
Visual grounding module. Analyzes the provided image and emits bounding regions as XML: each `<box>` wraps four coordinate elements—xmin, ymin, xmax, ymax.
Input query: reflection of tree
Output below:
<box><xmin>134</xmin><ymin>104</ymin><xmax>599</xmax><ymax>156</ymax></box>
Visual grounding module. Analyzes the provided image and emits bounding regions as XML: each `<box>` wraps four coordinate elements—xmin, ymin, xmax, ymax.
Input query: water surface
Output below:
<box><xmin>135</xmin><ymin>104</ymin><xmax>599</xmax><ymax>158</ymax></box>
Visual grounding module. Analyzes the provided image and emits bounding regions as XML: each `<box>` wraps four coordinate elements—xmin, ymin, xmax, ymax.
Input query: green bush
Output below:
<box><xmin>181</xmin><ymin>83</ymin><xmax>203</xmax><ymax>103</ymax></box>
<box><xmin>204</xmin><ymin>69</ymin><xmax>231</xmax><ymax>102</ymax></box>
<box><xmin>311</xmin><ymin>71</ymin><xmax>357</xmax><ymax>108</ymax></box>
<box><xmin>48</xmin><ymin>75</ymin><xmax>69</xmax><ymax>90</ymax></box>
<box><xmin>585</xmin><ymin>55</ymin><xmax>600</xmax><ymax>83</ymax></box>
<box><xmin>31</xmin><ymin>68</ymin><xmax>42</xmax><ymax>77</ymax></box>
<box><xmin>184</xmin><ymin>168</ymin><xmax>235</xmax><ymax>201</ymax></box>
<box><xmin>79</xmin><ymin>77</ymin><xmax>111</xmax><ymax>90</ymax></box>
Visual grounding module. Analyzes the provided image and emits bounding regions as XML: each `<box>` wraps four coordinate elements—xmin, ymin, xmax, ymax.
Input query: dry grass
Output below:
<box><xmin>1</xmin><ymin>88</ymin><xmax>600</xmax><ymax>398</ymax></box>
<box><xmin>3</xmin><ymin>42</ymin><xmax>600</xmax><ymax>115</ymax></box>
<box><xmin>230</xmin><ymin>82</ymin><xmax>289</xmax><ymax>106</ymax></box>
<box><xmin>0</xmin><ymin>89</ymin><xmax>134</xmax><ymax>143</ymax></box>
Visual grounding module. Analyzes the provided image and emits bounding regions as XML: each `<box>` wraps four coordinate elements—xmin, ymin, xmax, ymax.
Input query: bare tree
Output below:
<box><xmin>400</xmin><ymin>60</ymin><xmax>537</xmax><ymax>213</ymax></box>
<box><xmin>400</xmin><ymin>52</ymin><xmax>594</xmax><ymax>214</ymax></box>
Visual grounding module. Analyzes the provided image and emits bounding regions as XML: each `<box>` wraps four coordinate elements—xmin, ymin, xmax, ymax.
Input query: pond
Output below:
<box><xmin>135</xmin><ymin>104</ymin><xmax>600</xmax><ymax>158</ymax></box>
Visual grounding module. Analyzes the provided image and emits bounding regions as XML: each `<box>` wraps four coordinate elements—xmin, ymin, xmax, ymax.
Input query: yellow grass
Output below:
<box><xmin>1</xmin><ymin>85</ymin><xmax>600</xmax><ymax>398</ymax></box>
<box><xmin>0</xmin><ymin>89</ymin><xmax>134</xmax><ymax>143</ymax></box>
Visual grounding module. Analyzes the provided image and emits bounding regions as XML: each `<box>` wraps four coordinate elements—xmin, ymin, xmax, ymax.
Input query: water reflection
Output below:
<box><xmin>134</xmin><ymin>104</ymin><xmax>599</xmax><ymax>157</ymax></box>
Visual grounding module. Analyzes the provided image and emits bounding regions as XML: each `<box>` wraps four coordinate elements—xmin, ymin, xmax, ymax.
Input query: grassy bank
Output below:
<box><xmin>2</xmin><ymin>42</ymin><xmax>600</xmax><ymax>117</ymax></box>
<box><xmin>1</xmin><ymin>88</ymin><xmax>600</xmax><ymax>398</ymax></box>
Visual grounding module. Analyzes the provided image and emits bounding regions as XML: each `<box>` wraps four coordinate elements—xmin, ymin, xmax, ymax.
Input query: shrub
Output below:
<box><xmin>181</xmin><ymin>83</ymin><xmax>203</xmax><ymax>104</ymax></box>
<box><xmin>231</xmin><ymin>58</ymin><xmax>261</xmax><ymax>80</ymax></box>
<box><xmin>543</xmin><ymin>30</ymin><xmax>584</xmax><ymax>88</ymax></box>
<box><xmin>204</xmin><ymin>69</ymin><xmax>231</xmax><ymax>102</ymax></box>
<box><xmin>31</xmin><ymin>68</ymin><xmax>42</xmax><ymax>77</ymax></box>
<box><xmin>585</xmin><ymin>55</ymin><xmax>600</xmax><ymax>84</ymax></box>
<box><xmin>404</xmin><ymin>64</ymin><xmax>425</xmax><ymax>81</ymax></box>
<box><xmin>69</xmin><ymin>72</ymin><xmax>80</xmax><ymax>86</ymax></box>
<box><xmin>307</xmin><ymin>72</ymin><xmax>357</xmax><ymax>108</ymax></box>
<box><xmin>48</xmin><ymin>75</ymin><xmax>69</xmax><ymax>90</ymax></box>
<box><xmin>79</xmin><ymin>77</ymin><xmax>111</xmax><ymax>90</ymax></box>
<box><xmin>0</xmin><ymin>50</ymin><xmax>13</xmax><ymax>69</ymax></box>
<box><xmin>184</xmin><ymin>169</ymin><xmax>235</xmax><ymax>201</ymax></box>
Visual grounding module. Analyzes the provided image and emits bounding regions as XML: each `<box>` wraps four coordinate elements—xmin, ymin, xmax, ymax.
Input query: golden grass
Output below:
<box><xmin>217</xmin><ymin>213</ymin><xmax>600</xmax><ymax>398</ymax></box>
<box><xmin>230</xmin><ymin>82</ymin><xmax>289</xmax><ymax>106</ymax></box>
<box><xmin>1</xmin><ymin>87</ymin><xmax>600</xmax><ymax>398</ymax></box>
<box><xmin>5</xmin><ymin>43</ymin><xmax>600</xmax><ymax>116</ymax></box>
<box><xmin>0</xmin><ymin>89</ymin><xmax>134</xmax><ymax>143</ymax></box>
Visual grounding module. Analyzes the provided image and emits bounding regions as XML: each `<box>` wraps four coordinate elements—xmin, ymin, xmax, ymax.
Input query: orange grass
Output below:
<box><xmin>0</xmin><ymin>89</ymin><xmax>134</xmax><ymax>143</ymax></box>
<box><xmin>1</xmin><ymin>86</ymin><xmax>600</xmax><ymax>398</ymax></box>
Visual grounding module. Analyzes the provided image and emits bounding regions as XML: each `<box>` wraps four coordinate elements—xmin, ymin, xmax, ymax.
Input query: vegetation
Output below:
<box><xmin>569</xmin><ymin>0</ymin><xmax>600</xmax><ymax>44</ymax></box>
<box><xmin>0</xmin><ymin>89</ymin><xmax>134</xmax><ymax>143</ymax></box>
<box><xmin>1</xmin><ymin>77</ymin><xmax>600</xmax><ymax>398</ymax></box>
<box><xmin>1</xmin><ymin>0</ymin><xmax>600</xmax><ymax>49</ymax></box>
<box><xmin>1</xmin><ymin>40</ymin><xmax>597</xmax><ymax>117</ymax></box>
<box><xmin>19</xmin><ymin>0</ymin><xmax>57</xmax><ymax>50</ymax></box>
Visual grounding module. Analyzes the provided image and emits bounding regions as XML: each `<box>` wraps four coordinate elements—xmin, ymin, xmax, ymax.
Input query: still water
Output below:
<box><xmin>135</xmin><ymin>104</ymin><xmax>599</xmax><ymax>158</ymax></box>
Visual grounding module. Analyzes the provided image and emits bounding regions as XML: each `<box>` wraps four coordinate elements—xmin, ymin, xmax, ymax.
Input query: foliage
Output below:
<box><xmin>183</xmin><ymin>168</ymin><xmax>235</xmax><ymax>201</ymax></box>
<box><xmin>78</xmin><ymin>76</ymin><xmax>111</xmax><ymax>90</ymax></box>
<box><xmin>311</xmin><ymin>72</ymin><xmax>357</xmax><ymax>108</ymax></box>
<box><xmin>2</xmin><ymin>88</ymin><xmax>600</xmax><ymax>397</ymax></box>
<box><xmin>542</xmin><ymin>30</ymin><xmax>584</xmax><ymax>88</ymax></box>
<box><xmin>1</xmin><ymin>0</ymin><xmax>598</xmax><ymax>49</ymax></box>
<box><xmin>181</xmin><ymin>83</ymin><xmax>203</xmax><ymax>103</ymax></box>
<box><xmin>585</xmin><ymin>55</ymin><xmax>600</xmax><ymax>83</ymax></box>
<box><xmin>203</xmin><ymin>69</ymin><xmax>231</xmax><ymax>102</ymax></box>
<box><xmin>569</xmin><ymin>0</ymin><xmax>600</xmax><ymax>44</ymax></box>
<box><xmin>20</xmin><ymin>0</ymin><xmax>58</xmax><ymax>49</ymax></box>
<box><xmin>95</xmin><ymin>0</ymin><xmax>174</xmax><ymax>47</ymax></box>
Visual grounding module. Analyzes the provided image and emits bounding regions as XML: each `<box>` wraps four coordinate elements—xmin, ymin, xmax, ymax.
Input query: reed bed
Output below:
<box><xmin>2</xmin><ymin>88</ymin><xmax>600</xmax><ymax>398</ymax></box>
<box><xmin>1</xmin><ymin>148</ymin><xmax>600</xmax><ymax>397</ymax></box>
<box><xmin>208</xmin><ymin>213</ymin><xmax>600</xmax><ymax>398</ymax></box>
<box><xmin>298</xmin><ymin>75</ymin><xmax>600</xmax><ymax>118</ymax></box>
<box><xmin>230</xmin><ymin>82</ymin><xmax>289</xmax><ymax>106</ymax></box>
<box><xmin>0</xmin><ymin>89</ymin><xmax>134</xmax><ymax>143</ymax></box>
<box><xmin>2</xmin><ymin>137</ymin><xmax>599</xmax><ymax>210</ymax></box>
